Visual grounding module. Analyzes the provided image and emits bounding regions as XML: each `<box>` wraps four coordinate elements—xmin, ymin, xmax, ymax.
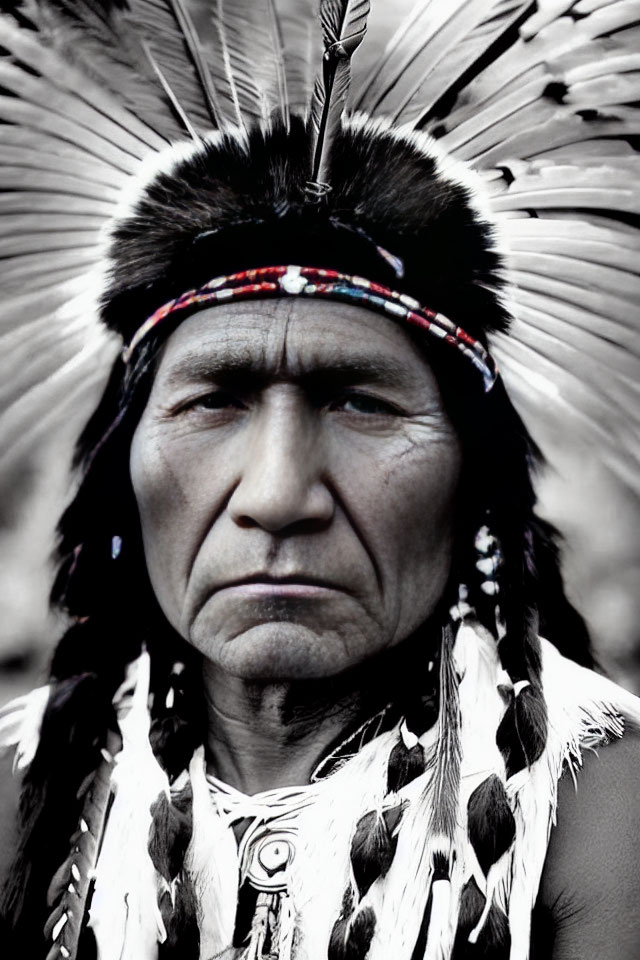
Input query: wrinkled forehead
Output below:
<box><xmin>149</xmin><ymin>297</ymin><xmax>443</xmax><ymax>396</ymax></box>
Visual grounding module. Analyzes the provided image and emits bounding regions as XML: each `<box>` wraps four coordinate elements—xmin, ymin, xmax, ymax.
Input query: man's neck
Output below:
<box><xmin>201</xmin><ymin>636</ymin><xmax>433</xmax><ymax>794</ymax></box>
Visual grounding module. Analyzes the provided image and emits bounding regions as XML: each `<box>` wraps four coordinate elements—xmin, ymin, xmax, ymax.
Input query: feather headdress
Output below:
<box><xmin>0</xmin><ymin>0</ymin><xmax>638</xmax><ymax>493</ymax></box>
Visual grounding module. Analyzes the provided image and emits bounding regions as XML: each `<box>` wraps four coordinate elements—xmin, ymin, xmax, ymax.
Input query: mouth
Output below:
<box><xmin>217</xmin><ymin>573</ymin><xmax>343</xmax><ymax>599</ymax></box>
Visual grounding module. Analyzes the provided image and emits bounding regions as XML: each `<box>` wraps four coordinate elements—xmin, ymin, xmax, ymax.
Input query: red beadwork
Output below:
<box><xmin>122</xmin><ymin>265</ymin><xmax>498</xmax><ymax>391</ymax></box>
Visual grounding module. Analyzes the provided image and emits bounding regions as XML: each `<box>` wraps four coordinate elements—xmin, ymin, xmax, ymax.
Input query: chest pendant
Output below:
<box><xmin>239</xmin><ymin>823</ymin><xmax>298</xmax><ymax>960</ymax></box>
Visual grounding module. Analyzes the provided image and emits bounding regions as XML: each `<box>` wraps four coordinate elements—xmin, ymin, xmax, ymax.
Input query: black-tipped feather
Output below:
<box><xmin>452</xmin><ymin>878</ymin><xmax>511</xmax><ymax>958</ymax></box>
<box><xmin>350</xmin><ymin>810</ymin><xmax>398</xmax><ymax>898</ymax></box>
<box><xmin>308</xmin><ymin>0</ymin><xmax>370</xmax><ymax>189</ymax></box>
<box><xmin>467</xmin><ymin>774</ymin><xmax>516</xmax><ymax>874</ymax></box>
<box><xmin>329</xmin><ymin>904</ymin><xmax>377</xmax><ymax>960</ymax></box>
<box><xmin>496</xmin><ymin>686</ymin><xmax>547</xmax><ymax>778</ymax></box>
<box><xmin>386</xmin><ymin>739</ymin><xmax>426</xmax><ymax>793</ymax></box>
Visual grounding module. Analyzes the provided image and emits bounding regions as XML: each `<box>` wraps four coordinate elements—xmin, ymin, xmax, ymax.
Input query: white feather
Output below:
<box><xmin>0</xmin><ymin>685</ymin><xmax>51</xmax><ymax>772</ymax></box>
<box><xmin>88</xmin><ymin>651</ymin><xmax>169</xmax><ymax>960</ymax></box>
<box><xmin>184</xmin><ymin>747</ymin><xmax>239</xmax><ymax>958</ymax></box>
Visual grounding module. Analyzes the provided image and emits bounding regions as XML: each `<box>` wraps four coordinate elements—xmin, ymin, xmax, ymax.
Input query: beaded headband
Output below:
<box><xmin>122</xmin><ymin>265</ymin><xmax>498</xmax><ymax>392</ymax></box>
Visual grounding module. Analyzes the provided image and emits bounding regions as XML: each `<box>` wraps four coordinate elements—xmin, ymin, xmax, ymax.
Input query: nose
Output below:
<box><xmin>228</xmin><ymin>391</ymin><xmax>334</xmax><ymax>533</ymax></box>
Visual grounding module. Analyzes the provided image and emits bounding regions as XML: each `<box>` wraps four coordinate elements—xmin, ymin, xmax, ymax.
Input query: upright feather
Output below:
<box><xmin>211</xmin><ymin>0</ymin><xmax>290</xmax><ymax>130</ymax></box>
<box><xmin>308</xmin><ymin>0</ymin><xmax>370</xmax><ymax>193</ymax></box>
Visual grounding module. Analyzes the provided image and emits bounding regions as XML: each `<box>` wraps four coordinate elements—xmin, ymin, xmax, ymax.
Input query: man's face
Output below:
<box><xmin>130</xmin><ymin>298</ymin><xmax>461</xmax><ymax>680</ymax></box>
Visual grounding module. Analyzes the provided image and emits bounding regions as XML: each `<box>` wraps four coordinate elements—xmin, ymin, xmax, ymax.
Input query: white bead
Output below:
<box><xmin>476</xmin><ymin>557</ymin><xmax>497</xmax><ymax>577</ymax></box>
<box><xmin>475</xmin><ymin>526</ymin><xmax>495</xmax><ymax>554</ymax></box>
<box><xmin>52</xmin><ymin>913</ymin><xmax>68</xmax><ymax>941</ymax></box>
<box><xmin>480</xmin><ymin>580</ymin><xmax>499</xmax><ymax>595</ymax></box>
<box><xmin>280</xmin><ymin>267</ymin><xmax>306</xmax><ymax>294</ymax></box>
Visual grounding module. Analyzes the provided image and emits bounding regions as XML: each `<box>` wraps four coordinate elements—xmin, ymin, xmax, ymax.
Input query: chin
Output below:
<box><xmin>191</xmin><ymin>620</ymin><xmax>358</xmax><ymax>682</ymax></box>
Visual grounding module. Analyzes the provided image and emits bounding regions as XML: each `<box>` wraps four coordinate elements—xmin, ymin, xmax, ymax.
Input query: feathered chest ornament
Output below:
<box><xmin>4</xmin><ymin>625</ymin><xmax>640</xmax><ymax>960</ymax></box>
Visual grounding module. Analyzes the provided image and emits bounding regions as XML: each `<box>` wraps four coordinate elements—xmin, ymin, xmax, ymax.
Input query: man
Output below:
<box><xmin>0</xmin><ymin>1</ymin><xmax>639</xmax><ymax>958</ymax></box>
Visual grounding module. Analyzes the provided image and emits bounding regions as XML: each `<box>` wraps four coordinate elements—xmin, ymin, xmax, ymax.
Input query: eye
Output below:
<box><xmin>330</xmin><ymin>392</ymin><xmax>401</xmax><ymax>416</ymax></box>
<box><xmin>177</xmin><ymin>389</ymin><xmax>245</xmax><ymax>414</ymax></box>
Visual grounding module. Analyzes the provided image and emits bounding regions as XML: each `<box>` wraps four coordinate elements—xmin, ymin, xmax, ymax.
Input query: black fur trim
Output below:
<box><xmin>496</xmin><ymin>685</ymin><xmax>547</xmax><ymax>778</ymax></box>
<box><xmin>328</xmin><ymin>887</ymin><xmax>354</xmax><ymax>960</ymax></box>
<box><xmin>467</xmin><ymin>775</ymin><xmax>516</xmax><ymax>874</ymax></box>
<box><xmin>103</xmin><ymin>118</ymin><xmax>508</xmax><ymax>348</ymax></box>
<box><xmin>347</xmin><ymin>907</ymin><xmax>377</xmax><ymax>959</ymax></box>
<box><xmin>455</xmin><ymin>877</ymin><xmax>485</xmax><ymax>938</ymax></box>
<box><xmin>350</xmin><ymin>811</ymin><xmax>398</xmax><ymax>899</ymax></box>
<box><xmin>386</xmin><ymin>739</ymin><xmax>426</xmax><ymax>793</ymax></box>
<box><xmin>147</xmin><ymin>784</ymin><xmax>199</xmax><ymax>957</ymax></box>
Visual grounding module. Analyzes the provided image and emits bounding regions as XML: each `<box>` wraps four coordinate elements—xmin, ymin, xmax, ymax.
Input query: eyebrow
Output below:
<box><xmin>161</xmin><ymin>349</ymin><xmax>416</xmax><ymax>391</ymax></box>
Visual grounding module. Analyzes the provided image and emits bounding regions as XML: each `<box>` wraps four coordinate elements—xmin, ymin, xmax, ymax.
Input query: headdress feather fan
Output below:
<box><xmin>0</xmin><ymin>0</ymin><xmax>637</xmax><ymax>496</ymax></box>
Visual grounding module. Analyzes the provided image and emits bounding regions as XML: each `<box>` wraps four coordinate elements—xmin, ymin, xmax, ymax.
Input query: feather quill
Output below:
<box><xmin>308</xmin><ymin>0</ymin><xmax>371</xmax><ymax>192</ymax></box>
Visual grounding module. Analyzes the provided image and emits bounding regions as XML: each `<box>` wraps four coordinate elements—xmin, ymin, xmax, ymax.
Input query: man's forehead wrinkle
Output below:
<box><xmin>275</xmin><ymin>298</ymin><xmax>294</xmax><ymax>376</ymax></box>
<box><xmin>161</xmin><ymin>343</ymin><xmax>264</xmax><ymax>387</ymax></box>
<box><xmin>160</xmin><ymin>343</ymin><xmax>427</xmax><ymax>393</ymax></box>
<box><xmin>157</xmin><ymin>300</ymin><xmax>435</xmax><ymax>392</ymax></box>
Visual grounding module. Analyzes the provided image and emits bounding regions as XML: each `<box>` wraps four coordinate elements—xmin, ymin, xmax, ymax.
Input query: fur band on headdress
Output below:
<box><xmin>103</xmin><ymin>118</ymin><xmax>509</xmax><ymax>352</ymax></box>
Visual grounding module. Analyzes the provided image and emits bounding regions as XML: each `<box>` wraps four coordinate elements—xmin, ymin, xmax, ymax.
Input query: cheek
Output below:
<box><xmin>360</xmin><ymin>434</ymin><xmax>461</xmax><ymax>622</ymax></box>
<box><xmin>129</xmin><ymin>424</ymin><xmax>204</xmax><ymax>631</ymax></box>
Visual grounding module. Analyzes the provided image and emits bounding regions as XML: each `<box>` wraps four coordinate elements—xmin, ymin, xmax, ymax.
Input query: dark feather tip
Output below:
<box><xmin>350</xmin><ymin>811</ymin><xmax>397</xmax><ymax>898</ymax></box>
<box><xmin>467</xmin><ymin>774</ymin><xmax>516</xmax><ymax>875</ymax></box>
<box><xmin>386</xmin><ymin>739</ymin><xmax>425</xmax><ymax>793</ymax></box>
<box><xmin>158</xmin><ymin>873</ymin><xmax>200</xmax><ymax>959</ymax></box>
<box><xmin>432</xmin><ymin>849</ymin><xmax>450</xmax><ymax>881</ymax></box>
<box><xmin>329</xmin><ymin>902</ymin><xmax>376</xmax><ymax>960</ymax></box>
<box><xmin>148</xmin><ymin>791</ymin><xmax>193</xmax><ymax>882</ymax></box>
<box><xmin>496</xmin><ymin>687</ymin><xmax>547</xmax><ymax>778</ymax></box>
<box><xmin>452</xmin><ymin>880</ymin><xmax>510</xmax><ymax>958</ymax></box>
